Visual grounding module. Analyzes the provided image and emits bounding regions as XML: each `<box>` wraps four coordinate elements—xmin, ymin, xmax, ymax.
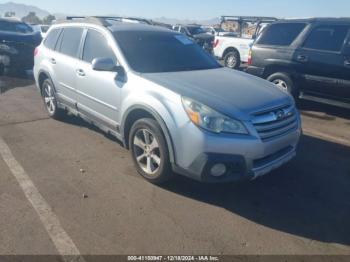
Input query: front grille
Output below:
<box><xmin>252</xmin><ymin>105</ymin><xmax>298</xmax><ymax>142</ymax></box>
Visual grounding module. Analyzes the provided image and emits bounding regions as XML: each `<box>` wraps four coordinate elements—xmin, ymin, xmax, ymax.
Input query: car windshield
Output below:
<box><xmin>0</xmin><ymin>20</ymin><xmax>33</xmax><ymax>33</ymax></box>
<box><xmin>114</xmin><ymin>31</ymin><xmax>221</xmax><ymax>73</ymax></box>
<box><xmin>187</xmin><ymin>26</ymin><xmax>206</xmax><ymax>35</ymax></box>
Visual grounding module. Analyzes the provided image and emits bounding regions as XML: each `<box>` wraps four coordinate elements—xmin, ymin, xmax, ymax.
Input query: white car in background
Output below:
<box><xmin>214</xmin><ymin>16</ymin><xmax>277</xmax><ymax>69</ymax></box>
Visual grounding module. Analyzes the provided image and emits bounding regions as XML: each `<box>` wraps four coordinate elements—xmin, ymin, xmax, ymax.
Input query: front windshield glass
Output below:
<box><xmin>0</xmin><ymin>21</ymin><xmax>33</xmax><ymax>33</ymax></box>
<box><xmin>114</xmin><ymin>31</ymin><xmax>221</xmax><ymax>73</ymax></box>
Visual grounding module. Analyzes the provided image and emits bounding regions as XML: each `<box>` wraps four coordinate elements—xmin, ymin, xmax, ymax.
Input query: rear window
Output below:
<box><xmin>44</xmin><ymin>28</ymin><xmax>61</xmax><ymax>50</ymax></box>
<box><xmin>303</xmin><ymin>25</ymin><xmax>349</xmax><ymax>52</ymax></box>
<box><xmin>0</xmin><ymin>20</ymin><xmax>33</xmax><ymax>33</ymax></box>
<box><xmin>257</xmin><ymin>23</ymin><xmax>306</xmax><ymax>46</ymax></box>
<box><xmin>58</xmin><ymin>27</ymin><xmax>84</xmax><ymax>58</ymax></box>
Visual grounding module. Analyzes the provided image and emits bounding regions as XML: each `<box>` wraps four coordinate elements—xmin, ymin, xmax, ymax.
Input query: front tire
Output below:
<box><xmin>41</xmin><ymin>78</ymin><xmax>64</xmax><ymax>119</ymax></box>
<box><xmin>267</xmin><ymin>72</ymin><xmax>297</xmax><ymax>97</ymax></box>
<box><xmin>129</xmin><ymin>118</ymin><xmax>173</xmax><ymax>184</ymax></box>
<box><xmin>224</xmin><ymin>50</ymin><xmax>241</xmax><ymax>69</ymax></box>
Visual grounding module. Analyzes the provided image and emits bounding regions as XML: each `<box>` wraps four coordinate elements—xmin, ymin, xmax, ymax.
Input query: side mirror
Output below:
<box><xmin>92</xmin><ymin>57</ymin><xmax>118</xmax><ymax>72</ymax></box>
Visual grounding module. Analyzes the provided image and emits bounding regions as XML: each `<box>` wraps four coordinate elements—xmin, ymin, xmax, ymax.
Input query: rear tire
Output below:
<box><xmin>224</xmin><ymin>50</ymin><xmax>241</xmax><ymax>69</ymax></box>
<box><xmin>267</xmin><ymin>72</ymin><xmax>298</xmax><ymax>97</ymax></box>
<box><xmin>41</xmin><ymin>78</ymin><xmax>65</xmax><ymax>120</ymax></box>
<box><xmin>129</xmin><ymin>118</ymin><xmax>173</xmax><ymax>185</ymax></box>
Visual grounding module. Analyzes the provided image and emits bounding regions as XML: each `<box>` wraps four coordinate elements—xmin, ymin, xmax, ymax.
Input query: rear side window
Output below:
<box><xmin>303</xmin><ymin>25</ymin><xmax>349</xmax><ymax>52</ymax></box>
<box><xmin>82</xmin><ymin>29</ymin><xmax>116</xmax><ymax>63</ymax></box>
<box><xmin>59</xmin><ymin>27</ymin><xmax>84</xmax><ymax>58</ymax></box>
<box><xmin>257</xmin><ymin>23</ymin><xmax>306</xmax><ymax>46</ymax></box>
<box><xmin>44</xmin><ymin>29</ymin><xmax>61</xmax><ymax>50</ymax></box>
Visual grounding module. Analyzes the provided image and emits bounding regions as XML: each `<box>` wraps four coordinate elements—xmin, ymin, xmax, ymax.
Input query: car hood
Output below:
<box><xmin>141</xmin><ymin>68</ymin><xmax>292</xmax><ymax>121</ymax></box>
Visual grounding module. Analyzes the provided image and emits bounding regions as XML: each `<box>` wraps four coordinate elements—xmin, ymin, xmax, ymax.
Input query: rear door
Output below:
<box><xmin>294</xmin><ymin>24</ymin><xmax>350</xmax><ymax>99</ymax></box>
<box><xmin>53</xmin><ymin>27</ymin><xmax>84</xmax><ymax>108</ymax></box>
<box><xmin>75</xmin><ymin>28</ymin><xmax>121</xmax><ymax>130</ymax></box>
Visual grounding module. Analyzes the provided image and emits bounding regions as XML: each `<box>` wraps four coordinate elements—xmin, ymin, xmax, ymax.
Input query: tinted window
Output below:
<box><xmin>0</xmin><ymin>20</ymin><xmax>33</xmax><ymax>33</ymax></box>
<box><xmin>44</xmin><ymin>29</ymin><xmax>61</xmax><ymax>50</ymax></box>
<box><xmin>59</xmin><ymin>28</ymin><xmax>84</xmax><ymax>58</ymax></box>
<box><xmin>114</xmin><ymin>31</ymin><xmax>221</xmax><ymax>73</ymax></box>
<box><xmin>258</xmin><ymin>23</ymin><xmax>306</xmax><ymax>46</ymax></box>
<box><xmin>83</xmin><ymin>30</ymin><xmax>116</xmax><ymax>63</ymax></box>
<box><xmin>303</xmin><ymin>25</ymin><xmax>349</xmax><ymax>52</ymax></box>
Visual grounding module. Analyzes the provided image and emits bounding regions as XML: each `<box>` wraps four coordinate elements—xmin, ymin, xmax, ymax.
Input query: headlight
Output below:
<box><xmin>182</xmin><ymin>97</ymin><xmax>248</xmax><ymax>135</ymax></box>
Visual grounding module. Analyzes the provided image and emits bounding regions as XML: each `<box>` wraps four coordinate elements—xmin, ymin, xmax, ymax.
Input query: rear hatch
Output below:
<box><xmin>1</xmin><ymin>30</ymin><xmax>42</xmax><ymax>68</ymax></box>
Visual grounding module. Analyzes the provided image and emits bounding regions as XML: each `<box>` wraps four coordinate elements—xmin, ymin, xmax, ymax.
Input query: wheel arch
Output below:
<box><xmin>223</xmin><ymin>47</ymin><xmax>240</xmax><ymax>60</ymax></box>
<box><xmin>121</xmin><ymin>104</ymin><xmax>176</xmax><ymax>164</ymax></box>
<box><xmin>37</xmin><ymin>70</ymin><xmax>53</xmax><ymax>94</ymax></box>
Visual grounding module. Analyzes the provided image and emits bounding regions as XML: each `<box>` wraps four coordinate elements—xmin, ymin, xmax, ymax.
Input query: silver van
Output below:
<box><xmin>34</xmin><ymin>17</ymin><xmax>301</xmax><ymax>184</ymax></box>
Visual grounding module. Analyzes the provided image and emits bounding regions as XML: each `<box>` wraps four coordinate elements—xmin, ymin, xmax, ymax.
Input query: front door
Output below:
<box><xmin>75</xmin><ymin>29</ymin><xmax>122</xmax><ymax>131</ymax></box>
<box><xmin>294</xmin><ymin>24</ymin><xmax>350</xmax><ymax>100</ymax></box>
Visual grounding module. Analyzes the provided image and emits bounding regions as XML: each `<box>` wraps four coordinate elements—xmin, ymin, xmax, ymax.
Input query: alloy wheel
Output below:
<box><xmin>133</xmin><ymin>129</ymin><xmax>161</xmax><ymax>176</ymax></box>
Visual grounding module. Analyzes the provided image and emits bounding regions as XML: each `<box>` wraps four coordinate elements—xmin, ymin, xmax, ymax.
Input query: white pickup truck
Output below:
<box><xmin>213</xmin><ymin>16</ymin><xmax>277</xmax><ymax>69</ymax></box>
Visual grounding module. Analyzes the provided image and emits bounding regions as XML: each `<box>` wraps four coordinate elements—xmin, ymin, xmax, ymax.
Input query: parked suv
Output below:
<box><xmin>34</xmin><ymin>17</ymin><xmax>301</xmax><ymax>184</ymax></box>
<box><xmin>0</xmin><ymin>18</ymin><xmax>42</xmax><ymax>75</ymax></box>
<box><xmin>246</xmin><ymin>18</ymin><xmax>350</xmax><ymax>109</ymax></box>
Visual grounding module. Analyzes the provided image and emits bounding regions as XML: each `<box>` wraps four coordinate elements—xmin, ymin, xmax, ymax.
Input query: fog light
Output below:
<box><xmin>210</xmin><ymin>164</ymin><xmax>227</xmax><ymax>177</ymax></box>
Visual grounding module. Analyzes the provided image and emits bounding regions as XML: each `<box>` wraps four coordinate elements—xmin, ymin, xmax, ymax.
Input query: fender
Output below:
<box><xmin>121</xmin><ymin>104</ymin><xmax>176</xmax><ymax>164</ymax></box>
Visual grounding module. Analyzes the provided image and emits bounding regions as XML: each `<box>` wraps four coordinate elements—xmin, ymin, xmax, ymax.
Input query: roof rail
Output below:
<box><xmin>56</xmin><ymin>16</ymin><xmax>153</xmax><ymax>27</ymax></box>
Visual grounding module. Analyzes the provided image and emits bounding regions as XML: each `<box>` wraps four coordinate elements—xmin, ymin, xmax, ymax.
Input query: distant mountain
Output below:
<box><xmin>0</xmin><ymin>2</ymin><xmax>219</xmax><ymax>26</ymax></box>
<box><xmin>0</xmin><ymin>2</ymin><xmax>50</xmax><ymax>19</ymax></box>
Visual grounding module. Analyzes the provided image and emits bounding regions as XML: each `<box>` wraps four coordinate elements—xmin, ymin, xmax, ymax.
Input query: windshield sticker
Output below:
<box><xmin>174</xmin><ymin>35</ymin><xmax>193</xmax><ymax>45</ymax></box>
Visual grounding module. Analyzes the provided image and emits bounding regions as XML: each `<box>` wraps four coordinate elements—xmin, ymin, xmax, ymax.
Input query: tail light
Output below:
<box><xmin>212</xmin><ymin>39</ymin><xmax>219</xmax><ymax>48</ymax></box>
<box><xmin>248</xmin><ymin>48</ymin><xmax>252</xmax><ymax>66</ymax></box>
<box><xmin>34</xmin><ymin>47</ymin><xmax>39</xmax><ymax>57</ymax></box>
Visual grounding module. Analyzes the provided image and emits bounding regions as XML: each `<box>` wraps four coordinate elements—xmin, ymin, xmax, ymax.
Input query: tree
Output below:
<box><xmin>4</xmin><ymin>11</ymin><xmax>16</xmax><ymax>18</ymax></box>
<box><xmin>22</xmin><ymin>12</ymin><xmax>42</xmax><ymax>24</ymax></box>
<box><xmin>43</xmin><ymin>14</ymin><xmax>56</xmax><ymax>25</ymax></box>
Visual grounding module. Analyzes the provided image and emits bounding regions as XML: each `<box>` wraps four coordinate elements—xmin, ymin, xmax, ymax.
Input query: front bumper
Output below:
<box><xmin>171</xmin><ymin>117</ymin><xmax>301</xmax><ymax>183</ymax></box>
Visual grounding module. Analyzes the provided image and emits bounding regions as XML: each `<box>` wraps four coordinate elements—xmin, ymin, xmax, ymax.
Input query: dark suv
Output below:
<box><xmin>0</xmin><ymin>18</ymin><xmax>42</xmax><ymax>75</ymax></box>
<box><xmin>246</xmin><ymin>18</ymin><xmax>350</xmax><ymax>109</ymax></box>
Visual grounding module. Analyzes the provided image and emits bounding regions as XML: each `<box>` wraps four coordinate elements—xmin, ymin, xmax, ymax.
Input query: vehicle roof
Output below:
<box><xmin>277</xmin><ymin>17</ymin><xmax>350</xmax><ymax>23</ymax></box>
<box><xmin>108</xmin><ymin>22</ymin><xmax>174</xmax><ymax>33</ymax></box>
<box><xmin>0</xmin><ymin>17</ymin><xmax>23</xmax><ymax>23</ymax></box>
<box><xmin>54</xmin><ymin>16</ymin><xmax>175</xmax><ymax>33</ymax></box>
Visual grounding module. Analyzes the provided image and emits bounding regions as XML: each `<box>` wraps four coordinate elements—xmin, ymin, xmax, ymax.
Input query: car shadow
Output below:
<box><xmin>298</xmin><ymin>100</ymin><xmax>350</xmax><ymax>120</ymax></box>
<box><xmin>162</xmin><ymin>135</ymin><xmax>350</xmax><ymax>245</ymax></box>
<box><xmin>58</xmin><ymin>113</ymin><xmax>124</xmax><ymax>147</ymax></box>
<box><xmin>0</xmin><ymin>71</ymin><xmax>34</xmax><ymax>94</ymax></box>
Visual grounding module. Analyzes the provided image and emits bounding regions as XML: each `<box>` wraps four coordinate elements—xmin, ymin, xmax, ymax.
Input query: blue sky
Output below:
<box><xmin>2</xmin><ymin>0</ymin><xmax>350</xmax><ymax>19</ymax></box>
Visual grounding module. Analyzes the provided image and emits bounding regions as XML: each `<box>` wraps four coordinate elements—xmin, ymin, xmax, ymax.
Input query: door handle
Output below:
<box><xmin>297</xmin><ymin>55</ymin><xmax>308</xmax><ymax>63</ymax></box>
<box><xmin>76</xmin><ymin>69</ymin><xmax>85</xmax><ymax>77</ymax></box>
<box><xmin>344</xmin><ymin>60</ymin><xmax>350</xmax><ymax>67</ymax></box>
<box><xmin>50</xmin><ymin>58</ymin><xmax>56</xmax><ymax>64</ymax></box>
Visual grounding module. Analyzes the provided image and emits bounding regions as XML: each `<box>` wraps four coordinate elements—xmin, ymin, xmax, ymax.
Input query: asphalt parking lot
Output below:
<box><xmin>0</xmin><ymin>76</ymin><xmax>349</xmax><ymax>256</ymax></box>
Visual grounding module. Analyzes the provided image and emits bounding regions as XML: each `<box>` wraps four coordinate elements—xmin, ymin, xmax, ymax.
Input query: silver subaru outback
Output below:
<box><xmin>34</xmin><ymin>17</ymin><xmax>301</xmax><ymax>184</ymax></box>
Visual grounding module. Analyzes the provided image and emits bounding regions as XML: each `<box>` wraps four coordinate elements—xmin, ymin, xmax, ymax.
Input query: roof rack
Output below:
<box><xmin>58</xmin><ymin>16</ymin><xmax>153</xmax><ymax>27</ymax></box>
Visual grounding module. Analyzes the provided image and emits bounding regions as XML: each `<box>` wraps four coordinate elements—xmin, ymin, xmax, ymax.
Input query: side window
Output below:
<box><xmin>59</xmin><ymin>27</ymin><xmax>84</xmax><ymax>58</ymax></box>
<box><xmin>44</xmin><ymin>28</ymin><xmax>61</xmax><ymax>50</ymax></box>
<box><xmin>303</xmin><ymin>25</ymin><xmax>349</xmax><ymax>52</ymax></box>
<box><xmin>257</xmin><ymin>23</ymin><xmax>306</xmax><ymax>46</ymax></box>
<box><xmin>82</xmin><ymin>29</ymin><xmax>116</xmax><ymax>63</ymax></box>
